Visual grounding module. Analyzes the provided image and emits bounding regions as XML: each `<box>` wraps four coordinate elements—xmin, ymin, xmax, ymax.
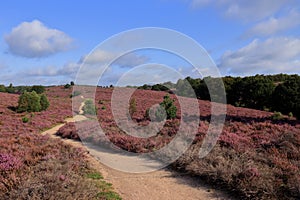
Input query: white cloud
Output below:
<box><xmin>80</xmin><ymin>49</ymin><xmax>148</xmax><ymax>67</ymax></box>
<box><xmin>245</xmin><ymin>9</ymin><xmax>300</xmax><ymax>37</ymax></box>
<box><xmin>219</xmin><ymin>37</ymin><xmax>300</xmax><ymax>75</ymax></box>
<box><xmin>26</xmin><ymin>62</ymin><xmax>79</xmax><ymax>77</ymax></box>
<box><xmin>190</xmin><ymin>0</ymin><xmax>291</xmax><ymax>21</ymax></box>
<box><xmin>5</xmin><ymin>20</ymin><xmax>73</xmax><ymax>58</ymax></box>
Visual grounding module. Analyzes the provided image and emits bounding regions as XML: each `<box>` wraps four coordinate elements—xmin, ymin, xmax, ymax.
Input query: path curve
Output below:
<box><xmin>41</xmin><ymin>98</ymin><xmax>232</xmax><ymax>200</ymax></box>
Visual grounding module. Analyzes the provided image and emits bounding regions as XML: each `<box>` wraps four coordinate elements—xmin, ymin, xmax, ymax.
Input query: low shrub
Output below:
<box><xmin>64</xmin><ymin>83</ymin><xmax>71</xmax><ymax>89</ymax></box>
<box><xmin>22</xmin><ymin>116</ymin><xmax>29</xmax><ymax>123</ymax></box>
<box><xmin>83</xmin><ymin>99</ymin><xmax>97</xmax><ymax>115</ymax></box>
<box><xmin>70</xmin><ymin>91</ymin><xmax>81</xmax><ymax>98</ymax></box>
<box><xmin>129</xmin><ymin>98</ymin><xmax>137</xmax><ymax>116</ymax></box>
<box><xmin>272</xmin><ymin>111</ymin><xmax>284</xmax><ymax>120</ymax></box>
<box><xmin>158</xmin><ymin>95</ymin><xmax>177</xmax><ymax>120</ymax></box>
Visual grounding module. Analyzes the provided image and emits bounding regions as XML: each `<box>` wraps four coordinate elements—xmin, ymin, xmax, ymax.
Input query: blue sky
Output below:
<box><xmin>0</xmin><ymin>0</ymin><xmax>300</xmax><ymax>86</ymax></box>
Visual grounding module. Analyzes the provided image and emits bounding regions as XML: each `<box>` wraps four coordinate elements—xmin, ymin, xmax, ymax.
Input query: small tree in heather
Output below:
<box><xmin>83</xmin><ymin>99</ymin><xmax>97</xmax><ymax>115</ymax></box>
<box><xmin>17</xmin><ymin>91</ymin><xmax>50</xmax><ymax>112</ymax></box>
<box><xmin>129</xmin><ymin>98</ymin><xmax>137</xmax><ymax>116</ymax></box>
<box><xmin>155</xmin><ymin>95</ymin><xmax>177</xmax><ymax>120</ymax></box>
<box><xmin>40</xmin><ymin>94</ymin><xmax>50</xmax><ymax>111</ymax></box>
<box><xmin>17</xmin><ymin>91</ymin><xmax>41</xmax><ymax>112</ymax></box>
<box><xmin>64</xmin><ymin>83</ymin><xmax>71</xmax><ymax>89</ymax></box>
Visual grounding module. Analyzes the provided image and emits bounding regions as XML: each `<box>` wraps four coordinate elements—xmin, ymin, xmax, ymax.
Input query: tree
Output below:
<box><xmin>6</xmin><ymin>83</ymin><xmax>14</xmax><ymax>94</ymax></box>
<box><xmin>195</xmin><ymin>79</ymin><xmax>210</xmax><ymax>101</ymax></box>
<box><xmin>237</xmin><ymin>76</ymin><xmax>275</xmax><ymax>110</ymax></box>
<box><xmin>70</xmin><ymin>81</ymin><xmax>75</xmax><ymax>86</ymax></box>
<box><xmin>0</xmin><ymin>85</ymin><xmax>6</xmax><ymax>92</ymax></box>
<box><xmin>64</xmin><ymin>83</ymin><xmax>71</xmax><ymax>89</ymax></box>
<box><xmin>175</xmin><ymin>79</ymin><xmax>194</xmax><ymax>97</ymax></box>
<box><xmin>151</xmin><ymin>84</ymin><xmax>169</xmax><ymax>91</ymax></box>
<box><xmin>272</xmin><ymin>77</ymin><xmax>300</xmax><ymax>119</ymax></box>
<box><xmin>138</xmin><ymin>84</ymin><xmax>151</xmax><ymax>90</ymax></box>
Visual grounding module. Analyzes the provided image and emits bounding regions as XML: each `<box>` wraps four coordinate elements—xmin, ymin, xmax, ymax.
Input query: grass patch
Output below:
<box><xmin>86</xmin><ymin>172</ymin><xmax>103</xmax><ymax>180</ymax></box>
<box><xmin>97</xmin><ymin>191</ymin><xmax>122</xmax><ymax>200</ymax></box>
<box><xmin>86</xmin><ymin>170</ymin><xmax>122</xmax><ymax>200</ymax></box>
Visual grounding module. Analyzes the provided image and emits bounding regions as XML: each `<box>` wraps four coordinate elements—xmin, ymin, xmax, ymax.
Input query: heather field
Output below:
<box><xmin>57</xmin><ymin>87</ymin><xmax>300</xmax><ymax>200</ymax></box>
<box><xmin>0</xmin><ymin>86</ymin><xmax>121</xmax><ymax>199</ymax></box>
<box><xmin>1</xmin><ymin>86</ymin><xmax>300</xmax><ymax>199</ymax></box>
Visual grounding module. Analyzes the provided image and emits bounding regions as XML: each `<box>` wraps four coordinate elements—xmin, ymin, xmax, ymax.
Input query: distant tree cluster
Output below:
<box><xmin>137</xmin><ymin>83</ymin><xmax>171</xmax><ymax>92</ymax></box>
<box><xmin>64</xmin><ymin>81</ymin><xmax>75</xmax><ymax>89</ymax></box>
<box><xmin>0</xmin><ymin>84</ymin><xmax>45</xmax><ymax>94</ymax></box>
<box><xmin>140</xmin><ymin>74</ymin><xmax>300</xmax><ymax>119</ymax></box>
<box><xmin>187</xmin><ymin>74</ymin><xmax>300</xmax><ymax>119</ymax></box>
<box><xmin>0</xmin><ymin>84</ymin><xmax>50</xmax><ymax>113</ymax></box>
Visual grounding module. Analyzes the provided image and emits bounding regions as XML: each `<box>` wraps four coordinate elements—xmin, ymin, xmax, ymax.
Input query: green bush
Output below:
<box><xmin>150</xmin><ymin>95</ymin><xmax>177</xmax><ymax>121</ymax></box>
<box><xmin>6</xmin><ymin>83</ymin><xmax>15</xmax><ymax>94</ymax></box>
<box><xmin>17</xmin><ymin>91</ymin><xmax>41</xmax><ymax>112</ymax></box>
<box><xmin>83</xmin><ymin>99</ymin><xmax>97</xmax><ymax>115</ymax></box>
<box><xmin>64</xmin><ymin>83</ymin><xmax>71</xmax><ymax>89</ymax></box>
<box><xmin>40</xmin><ymin>94</ymin><xmax>50</xmax><ymax>111</ymax></box>
<box><xmin>70</xmin><ymin>90</ymin><xmax>81</xmax><ymax>98</ymax></box>
<box><xmin>272</xmin><ymin>111</ymin><xmax>284</xmax><ymax>120</ymax></box>
<box><xmin>129</xmin><ymin>98</ymin><xmax>137</xmax><ymax>116</ymax></box>
<box><xmin>22</xmin><ymin>116</ymin><xmax>29</xmax><ymax>123</ymax></box>
<box><xmin>17</xmin><ymin>91</ymin><xmax>50</xmax><ymax>112</ymax></box>
<box><xmin>0</xmin><ymin>85</ymin><xmax>6</xmax><ymax>92</ymax></box>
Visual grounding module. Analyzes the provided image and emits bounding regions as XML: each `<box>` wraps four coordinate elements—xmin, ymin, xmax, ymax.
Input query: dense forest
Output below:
<box><xmin>138</xmin><ymin>74</ymin><xmax>300</xmax><ymax>119</ymax></box>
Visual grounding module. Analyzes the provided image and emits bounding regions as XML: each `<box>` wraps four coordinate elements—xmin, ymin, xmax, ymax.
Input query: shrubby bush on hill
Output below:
<box><xmin>17</xmin><ymin>91</ymin><xmax>50</xmax><ymax>112</ymax></box>
<box><xmin>155</xmin><ymin>95</ymin><xmax>177</xmax><ymax>120</ymax></box>
<box><xmin>40</xmin><ymin>94</ymin><xmax>50</xmax><ymax>111</ymax></box>
<box><xmin>83</xmin><ymin>99</ymin><xmax>97</xmax><ymax>115</ymax></box>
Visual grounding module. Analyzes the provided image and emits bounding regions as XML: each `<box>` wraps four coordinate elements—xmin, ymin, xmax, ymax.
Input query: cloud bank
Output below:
<box><xmin>219</xmin><ymin>37</ymin><xmax>300</xmax><ymax>75</ymax></box>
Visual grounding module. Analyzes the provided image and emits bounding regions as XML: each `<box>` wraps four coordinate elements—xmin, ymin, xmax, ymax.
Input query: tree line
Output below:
<box><xmin>0</xmin><ymin>84</ymin><xmax>46</xmax><ymax>94</ymax></box>
<box><xmin>138</xmin><ymin>74</ymin><xmax>300</xmax><ymax>119</ymax></box>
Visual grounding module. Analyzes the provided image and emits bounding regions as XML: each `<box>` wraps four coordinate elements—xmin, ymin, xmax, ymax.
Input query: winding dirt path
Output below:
<box><xmin>41</xmin><ymin>99</ymin><xmax>232</xmax><ymax>200</ymax></box>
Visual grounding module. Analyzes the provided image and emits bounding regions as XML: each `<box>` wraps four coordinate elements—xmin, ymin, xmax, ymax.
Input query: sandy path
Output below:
<box><xmin>41</xmin><ymin>99</ymin><xmax>232</xmax><ymax>200</ymax></box>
